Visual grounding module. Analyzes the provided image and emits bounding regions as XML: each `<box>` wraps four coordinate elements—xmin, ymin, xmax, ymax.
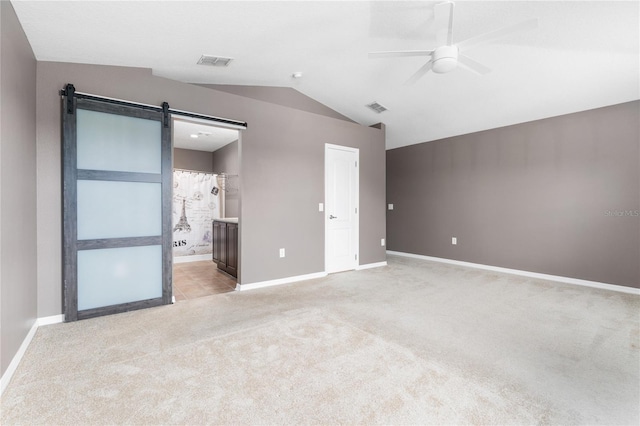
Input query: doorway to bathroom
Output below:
<box><xmin>60</xmin><ymin>85</ymin><xmax>247</xmax><ymax>321</ymax></box>
<box><xmin>171</xmin><ymin>117</ymin><xmax>240</xmax><ymax>301</ymax></box>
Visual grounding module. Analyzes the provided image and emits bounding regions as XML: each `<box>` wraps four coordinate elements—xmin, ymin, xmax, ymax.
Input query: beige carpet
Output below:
<box><xmin>2</xmin><ymin>255</ymin><xmax>639</xmax><ymax>424</ymax></box>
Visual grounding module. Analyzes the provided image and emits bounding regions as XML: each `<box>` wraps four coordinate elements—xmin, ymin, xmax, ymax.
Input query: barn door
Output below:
<box><xmin>62</xmin><ymin>85</ymin><xmax>172</xmax><ymax>321</ymax></box>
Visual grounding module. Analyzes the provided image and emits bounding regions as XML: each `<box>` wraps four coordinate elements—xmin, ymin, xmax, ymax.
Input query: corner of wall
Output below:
<box><xmin>1</xmin><ymin>0</ymin><xmax>39</xmax><ymax>378</ymax></box>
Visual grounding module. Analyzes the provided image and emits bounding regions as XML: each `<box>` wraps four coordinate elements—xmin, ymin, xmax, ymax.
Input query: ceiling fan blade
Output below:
<box><xmin>434</xmin><ymin>1</ymin><xmax>455</xmax><ymax>46</ymax></box>
<box><xmin>404</xmin><ymin>60</ymin><xmax>433</xmax><ymax>85</ymax></box>
<box><xmin>369</xmin><ymin>50</ymin><xmax>434</xmax><ymax>59</ymax></box>
<box><xmin>457</xmin><ymin>18</ymin><xmax>538</xmax><ymax>52</ymax></box>
<box><xmin>458</xmin><ymin>54</ymin><xmax>492</xmax><ymax>75</ymax></box>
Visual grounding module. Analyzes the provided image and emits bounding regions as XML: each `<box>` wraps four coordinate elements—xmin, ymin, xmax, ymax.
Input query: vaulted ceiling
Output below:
<box><xmin>12</xmin><ymin>1</ymin><xmax>639</xmax><ymax>149</ymax></box>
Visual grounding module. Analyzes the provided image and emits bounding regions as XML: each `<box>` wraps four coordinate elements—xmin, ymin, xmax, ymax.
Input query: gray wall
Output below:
<box><xmin>212</xmin><ymin>140</ymin><xmax>239</xmax><ymax>217</ymax></box>
<box><xmin>387</xmin><ymin>101</ymin><xmax>639</xmax><ymax>288</ymax></box>
<box><xmin>36</xmin><ymin>62</ymin><xmax>386</xmax><ymax>316</ymax></box>
<box><xmin>212</xmin><ymin>140</ymin><xmax>239</xmax><ymax>175</ymax></box>
<box><xmin>0</xmin><ymin>1</ymin><xmax>38</xmax><ymax>376</ymax></box>
<box><xmin>240</xmin><ymin>106</ymin><xmax>386</xmax><ymax>283</ymax></box>
<box><xmin>201</xmin><ymin>85</ymin><xmax>354</xmax><ymax>123</ymax></box>
<box><xmin>173</xmin><ymin>148</ymin><xmax>213</xmax><ymax>173</ymax></box>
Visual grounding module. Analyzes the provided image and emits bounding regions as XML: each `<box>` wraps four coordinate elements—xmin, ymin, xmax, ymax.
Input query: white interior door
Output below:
<box><xmin>325</xmin><ymin>144</ymin><xmax>359</xmax><ymax>273</ymax></box>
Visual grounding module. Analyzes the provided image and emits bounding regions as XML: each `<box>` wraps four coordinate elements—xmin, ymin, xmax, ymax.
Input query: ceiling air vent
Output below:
<box><xmin>366</xmin><ymin>101</ymin><xmax>388</xmax><ymax>113</ymax></box>
<box><xmin>197</xmin><ymin>55</ymin><xmax>233</xmax><ymax>67</ymax></box>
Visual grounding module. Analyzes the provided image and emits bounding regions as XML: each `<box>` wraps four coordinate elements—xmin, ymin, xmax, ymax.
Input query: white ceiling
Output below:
<box><xmin>12</xmin><ymin>1</ymin><xmax>639</xmax><ymax>150</ymax></box>
<box><xmin>173</xmin><ymin>119</ymin><xmax>238</xmax><ymax>152</ymax></box>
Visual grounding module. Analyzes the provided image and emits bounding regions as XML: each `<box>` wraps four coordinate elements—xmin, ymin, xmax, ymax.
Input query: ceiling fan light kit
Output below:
<box><xmin>432</xmin><ymin>45</ymin><xmax>458</xmax><ymax>74</ymax></box>
<box><xmin>368</xmin><ymin>1</ymin><xmax>537</xmax><ymax>83</ymax></box>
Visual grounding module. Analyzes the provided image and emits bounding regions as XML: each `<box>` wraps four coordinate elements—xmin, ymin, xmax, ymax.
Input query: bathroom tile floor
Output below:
<box><xmin>173</xmin><ymin>260</ymin><xmax>236</xmax><ymax>301</ymax></box>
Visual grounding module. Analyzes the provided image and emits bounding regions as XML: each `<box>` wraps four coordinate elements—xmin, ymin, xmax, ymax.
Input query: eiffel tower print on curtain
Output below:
<box><xmin>173</xmin><ymin>198</ymin><xmax>191</xmax><ymax>232</ymax></box>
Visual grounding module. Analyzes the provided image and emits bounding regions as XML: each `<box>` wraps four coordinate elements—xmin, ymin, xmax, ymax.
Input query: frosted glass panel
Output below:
<box><xmin>77</xmin><ymin>180</ymin><xmax>161</xmax><ymax>240</ymax></box>
<box><xmin>77</xmin><ymin>109</ymin><xmax>161</xmax><ymax>173</ymax></box>
<box><xmin>78</xmin><ymin>245</ymin><xmax>162</xmax><ymax>310</ymax></box>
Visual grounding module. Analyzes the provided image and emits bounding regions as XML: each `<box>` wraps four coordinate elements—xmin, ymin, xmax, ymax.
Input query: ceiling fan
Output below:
<box><xmin>369</xmin><ymin>1</ymin><xmax>538</xmax><ymax>84</ymax></box>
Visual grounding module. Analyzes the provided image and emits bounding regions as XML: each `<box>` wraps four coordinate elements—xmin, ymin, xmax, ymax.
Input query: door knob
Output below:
<box><xmin>329</xmin><ymin>215</ymin><xmax>338</xmax><ymax>219</ymax></box>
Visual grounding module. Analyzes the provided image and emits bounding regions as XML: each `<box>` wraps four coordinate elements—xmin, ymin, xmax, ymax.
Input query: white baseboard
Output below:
<box><xmin>173</xmin><ymin>254</ymin><xmax>212</xmax><ymax>264</ymax></box>
<box><xmin>1</xmin><ymin>314</ymin><xmax>65</xmax><ymax>396</ymax></box>
<box><xmin>37</xmin><ymin>314</ymin><xmax>64</xmax><ymax>326</ymax></box>
<box><xmin>237</xmin><ymin>262</ymin><xmax>388</xmax><ymax>291</ymax></box>
<box><xmin>237</xmin><ymin>271</ymin><xmax>328</xmax><ymax>291</ymax></box>
<box><xmin>356</xmin><ymin>261</ymin><xmax>388</xmax><ymax>270</ymax></box>
<box><xmin>1</xmin><ymin>320</ymin><xmax>37</xmax><ymax>395</ymax></box>
<box><xmin>387</xmin><ymin>251</ymin><xmax>640</xmax><ymax>295</ymax></box>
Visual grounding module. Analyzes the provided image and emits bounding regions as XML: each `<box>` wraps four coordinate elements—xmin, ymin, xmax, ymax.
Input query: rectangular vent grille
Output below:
<box><xmin>366</xmin><ymin>102</ymin><xmax>388</xmax><ymax>113</ymax></box>
<box><xmin>197</xmin><ymin>55</ymin><xmax>233</xmax><ymax>67</ymax></box>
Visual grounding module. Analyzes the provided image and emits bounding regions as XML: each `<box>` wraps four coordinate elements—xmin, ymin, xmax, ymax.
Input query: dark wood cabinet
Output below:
<box><xmin>213</xmin><ymin>220</ymin><xmax>238</xmax><ymax>278</ymax></box>
<box><xmin>225</xmin><ymin>223</ymin><xmax>238</xmax><ymax>277</ymax></box>
<box><xmin>212</xmin><ymin>221</ymin><xmax>223</xmax><ymax>263</ymax></box>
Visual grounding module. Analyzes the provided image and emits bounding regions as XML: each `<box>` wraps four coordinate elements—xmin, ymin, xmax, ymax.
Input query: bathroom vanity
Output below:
<box><xmin>212</xmin><ymin>218</ymin><xmax>238</xmax><ymax>278</ymax></box>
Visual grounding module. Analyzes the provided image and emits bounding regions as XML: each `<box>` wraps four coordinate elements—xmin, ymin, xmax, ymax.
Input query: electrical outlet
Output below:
<box><xmin>381</xmin><ymin>238</ymin><xmax>385</xmax><ymax>246</ymax></box>
<box><xmin>279</xmin><ymin>248</ymin><xmax>285</xmax><ymax>258</ymax></box>
<box><xmin>388</xmin><ymin>204</ymin><xmax>394</xmax><ymax>210</ymax></box>
<box><xmin>452</xmin><ymin>237</ymin><xmax>457</xmax><ymax>245</ymax></box>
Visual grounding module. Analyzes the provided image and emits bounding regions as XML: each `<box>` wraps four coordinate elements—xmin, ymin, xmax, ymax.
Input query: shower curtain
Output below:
<box><xmin>172</xmin><ymin>170</ymin><xmax>220</xmax><ymax>259</ymax></box>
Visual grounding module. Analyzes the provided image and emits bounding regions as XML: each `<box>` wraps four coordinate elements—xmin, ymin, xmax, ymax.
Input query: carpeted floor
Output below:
<box><xmin>2</xmin><ymin>255</ymin><xmax>639</xmax><ymax>424</ymax></box>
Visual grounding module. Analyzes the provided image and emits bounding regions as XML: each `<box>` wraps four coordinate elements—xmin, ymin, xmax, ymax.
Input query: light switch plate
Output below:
<box><xmin>279</xmin><ymin>248</ymin><xmax>285</xmax><ymax>258</ymax></box>
<box><xmin>381</xmin><ymin>238</ymin><xmax>385</xmax><ymax>246</ymax></box>
<box><xmin>319</xmin><ymin>203</ymin><xmax>324</xmax><ymax>212</ymax></box>
<box><xmin>452</xmin><ymin>237</ymin><xmax>457</xmax><ymax>245</ymax></box>
<box><xmin>388</xmin><ymin>204</ymin><xmax>394</xmax><ymax>210</ymax></box>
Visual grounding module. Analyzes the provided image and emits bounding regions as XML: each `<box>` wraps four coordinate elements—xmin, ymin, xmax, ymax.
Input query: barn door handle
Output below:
<box><xmin>329</xmin><ymin>215</ymin><xmax>338</xmax><ymax>219</ymax></box>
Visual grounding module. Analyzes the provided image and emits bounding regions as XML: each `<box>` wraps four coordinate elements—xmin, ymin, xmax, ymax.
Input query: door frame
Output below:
<box><xmin>324</xmin><ymin>143</ymin><xmax>359</xmax><ymax>273</ymax></box>
<box><xmin>170</xmin><ymin>116</ymin><xmax>243</xmax><ymax>282</ymax></box>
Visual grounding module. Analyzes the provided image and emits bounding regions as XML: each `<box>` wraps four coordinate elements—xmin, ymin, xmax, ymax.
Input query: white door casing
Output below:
<box><xmin>325</xmin><ymin>144</ymin><xmax>359</xmax><ymax>273</ymax></box>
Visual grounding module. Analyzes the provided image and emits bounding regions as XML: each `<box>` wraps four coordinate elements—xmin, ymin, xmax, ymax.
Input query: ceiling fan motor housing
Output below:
<box><xmin>432</xmin><ymin>45</ymin><xmax>459</xmax><ymax>73</ymax></box>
